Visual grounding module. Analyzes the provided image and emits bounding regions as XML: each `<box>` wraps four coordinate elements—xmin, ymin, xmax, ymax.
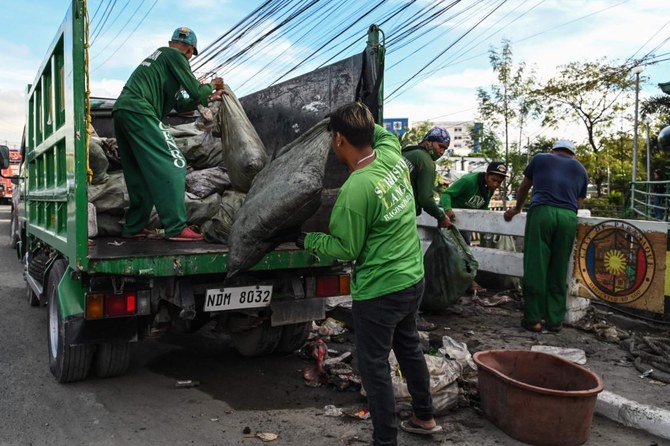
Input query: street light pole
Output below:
<box><xmin>631</xmin><ymin>65</ymin><xmax>644</xmax><ymax>210</ymax></box>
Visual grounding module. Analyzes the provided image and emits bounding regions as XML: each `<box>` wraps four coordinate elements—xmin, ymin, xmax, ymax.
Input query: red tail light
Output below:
<box><xmin>105</xmin><ymin>294</ymin><xmax>137</xmax><ymax>317</ymax></box>
<box><xmin>315</xmin><ymin>274</ymin><xmax>351</xmax><ymax>297</ymax></box>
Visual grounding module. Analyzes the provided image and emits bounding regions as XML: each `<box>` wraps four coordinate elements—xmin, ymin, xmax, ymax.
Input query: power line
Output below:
<box><xmin>91</xmin><ymin>0</ymin><xmax>132</xmax><ymax>47</ymax></box>
<box><xmin>90</xmin><ymin>0</ymin><xmax>146</xmax><ymax>61</ymax></box>
<box><xmin>92</xmin><ymin>0</ymin><xmax>158</xmax><ymax>72</ymax></box>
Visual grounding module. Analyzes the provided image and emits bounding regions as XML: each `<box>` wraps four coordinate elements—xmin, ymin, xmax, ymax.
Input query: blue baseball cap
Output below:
<box><xmin>171</xmin><ymin>27</ymin><xmax>198</xmax><ymax>55</ymax></box>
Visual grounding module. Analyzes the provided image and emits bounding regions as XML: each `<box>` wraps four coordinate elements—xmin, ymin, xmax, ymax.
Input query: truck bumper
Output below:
<box><xmin>64</xmin><ymin>314</ymin><xmax>143</xmax><ymax>345</ymax></box>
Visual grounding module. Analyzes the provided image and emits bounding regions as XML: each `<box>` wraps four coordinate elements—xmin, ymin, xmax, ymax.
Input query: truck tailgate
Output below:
<box><xmin>87</xmin><ymin>238</ymin><xmax>333</xmax><ymax>277</ymax></box>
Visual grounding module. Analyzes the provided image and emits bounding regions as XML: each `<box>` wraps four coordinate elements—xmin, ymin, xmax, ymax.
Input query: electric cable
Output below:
<box><xmin>91</xmin><ymin>0</ymin><xmax>131</xmax><ymax>46</ymax></box>
<box><xmin>90</xmin><ymin>0</ymin><xmax>145</xmax><ymax>61</ymax></box>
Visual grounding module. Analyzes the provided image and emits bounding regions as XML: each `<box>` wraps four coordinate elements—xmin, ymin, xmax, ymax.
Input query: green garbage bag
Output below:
<box><xmin>421</xmin><ymin>226</ymin><xmax>478</xmax><ymax>312</ymax></box>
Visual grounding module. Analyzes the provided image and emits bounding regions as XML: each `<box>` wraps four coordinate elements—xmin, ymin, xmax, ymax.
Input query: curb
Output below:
<box><xmin>596</xmin><ymin>390</ymin><xmax>670</xmax><ymax>440</ymax></box>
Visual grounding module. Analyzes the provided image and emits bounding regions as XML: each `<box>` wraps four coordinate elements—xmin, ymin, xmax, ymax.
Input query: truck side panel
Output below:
<box><xmin>25</xmin><ymin>0</ymin><xmax>88</xmax><ymax>271</ymax></box>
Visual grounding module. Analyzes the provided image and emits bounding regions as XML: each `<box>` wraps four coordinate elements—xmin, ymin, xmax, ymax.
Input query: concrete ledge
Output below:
<box><xmin>596</xmin><ymin>390</ymin><xmax>670</xmax><ymax>440</ymax></box>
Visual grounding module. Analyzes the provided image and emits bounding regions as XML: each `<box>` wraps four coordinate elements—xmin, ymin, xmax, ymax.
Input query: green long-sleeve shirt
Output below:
<box><xmin>113</xmin><ymin>46</ymin><xmax>213</xmax><ymax>118</ymax></box>
<box><xmin>303</xmin><ymin>125</ymin><xmax>424</xmax><ymax>301</ymax></box>
<box><xmin>402</xmin><ymin>146</ymin><xmax>446</xmax><ymax>222</ymax></box>
<box><xmin>440</xmin><ymin>172</ymin><xmax>491</xmax><ymax>210</ymax></box>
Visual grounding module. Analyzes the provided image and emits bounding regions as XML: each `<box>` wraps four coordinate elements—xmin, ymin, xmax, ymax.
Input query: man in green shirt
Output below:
<box><xmin>402</xmin><ymin>127</ymin><xmax>452</xmax><ymax>228</ymax></box>
<box><xmin>440</xmin><ymin>161</ymin><xmax>508</xmax><ymax>240</ymax></box>
<box><xmin>439</xmin><ymin>161</ymin><xmax>508</xmax><ymax>293</ymax></box>
<box><xmin>299</xmin><ymin>102</ymin><xmax>441</xmax><ymax>445</ymax></box>
<box><xmin>113</xmin><ymin>27</ymin><xmax>224</xmax><ymax>241</ymax></box>
<box><xmin>403</xmin><ymin>128</ymin><xmax>451</xmax><ymax>330</ymax></box>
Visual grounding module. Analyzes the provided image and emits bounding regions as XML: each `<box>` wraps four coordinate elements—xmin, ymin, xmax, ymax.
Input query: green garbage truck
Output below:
<box><xmin>2</xmin><ymin>0</ymin><xmax>384</xmax><ymax>383</ymax></box>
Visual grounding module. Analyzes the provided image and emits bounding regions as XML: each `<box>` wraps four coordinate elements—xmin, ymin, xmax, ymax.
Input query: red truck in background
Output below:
<box><xmin>0</xmin><ymin>145</ymin><xmax>20</xmax><ymax>204</ymax></box>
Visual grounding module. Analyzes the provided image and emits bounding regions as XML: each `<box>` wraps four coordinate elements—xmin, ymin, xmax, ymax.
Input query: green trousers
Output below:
<box><xmin>522</xmin><ymin>205</ymin><xmax>578</xmax><ymax>326</ymax></box>
<box><xmin>113</xmin><ymin>109</ymin><xmax>187</xmax><ymax>237</ymax></box>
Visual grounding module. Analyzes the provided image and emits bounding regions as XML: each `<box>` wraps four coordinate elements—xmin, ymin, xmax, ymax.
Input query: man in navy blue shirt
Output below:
<box><xmin>503</xmin><ymin>139</ymin><xmax>588</xmax><ymax>332</ymax></box>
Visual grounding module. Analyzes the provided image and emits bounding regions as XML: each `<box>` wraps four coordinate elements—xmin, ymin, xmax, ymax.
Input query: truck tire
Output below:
<box><xmin>93</xmin><ymin>343</ymin><xmax>132</xmax><ymax>378</ymax></box>
<box><xmin>26</xmin><ymin>253</ymin><xmax>49</xmax><ymax>307</ymax></box>
<box><xmin>47</xmin><ymin>259</ymin><xmax>93</xmax><ymax>383</ymax></box>
<box><xmin>231</xmin><ymin>319</ymin><xmax>282</xmax><ymax>357</ymax></box>
<box><xmin>275</xmin><ymin>322</ymin><xmax>312</xmax><ymax>354</ymax></box>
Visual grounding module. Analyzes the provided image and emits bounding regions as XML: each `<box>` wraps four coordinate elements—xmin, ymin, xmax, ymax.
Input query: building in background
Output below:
<box><xmin>432</xmin><ymin>120</ymin><xmax>476</xmax><ymax>156</ymax></box>
<box><xmin>383</xmin><ymin>117</ymin><xmax>409</xmax><ymax>136</ymax></box>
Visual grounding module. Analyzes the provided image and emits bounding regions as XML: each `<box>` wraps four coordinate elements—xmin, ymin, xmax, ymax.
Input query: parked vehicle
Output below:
<box><xmin>8</xmin><ymin>0</ymin><xmax>385</xmax><ymax>382</ymax></box>
<box><xmin>0</xmin><ymin>145</ymin><xmax>20</xmax><ymax>205</ymax></box>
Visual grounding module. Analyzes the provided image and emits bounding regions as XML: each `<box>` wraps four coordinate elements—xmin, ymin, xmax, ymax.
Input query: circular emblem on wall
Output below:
<box><xmin>577</xmin><ymin>220</ymin><xmax>655</xmax><ymax>304</ymax></box>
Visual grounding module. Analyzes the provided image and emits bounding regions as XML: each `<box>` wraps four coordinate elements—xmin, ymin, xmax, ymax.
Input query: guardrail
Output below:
<box><xmin>417</xmin><ymin>208</ymin><xmax>669</xmax><ymax>320</ymax></box>
<box><xmin>631</xmin><ymin>180</ymin><xmax>669</xmax><ymax>222</ymax></box>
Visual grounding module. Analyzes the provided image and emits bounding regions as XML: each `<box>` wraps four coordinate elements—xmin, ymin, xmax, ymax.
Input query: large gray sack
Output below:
<box><xmin>185</xmin><ymin>167</ymin><xmax>231</xmax><ymax>198</ymax></box>
<box><xmin>186</xmin><ymin>193</ymin><xmax>222</xmax><ymax>226</ymax></box>
<box><xmin>202</xmin><ymin>190</ymin><xmax>247</xmax><ymax>244</ymax></box>
<box><xmin>88</xmin><ymin>171</ymin><xmax>128</xmax><ymax>214</ymax></box>
<box><xmin>227</xmin><ymin>120</ymin><xmax>331</xmax><ymax>275</ymax></box>
<box><xmin>219</xmin><ymin>84</ymin><xmax>267</xmax><ymax>192</ymax></box>
<box><xmin>89</xmin><ymin>137</ymin><xmax>110</xmax><ymax>184</ymax></box>
<box><xmin>170</xmin><ymin>123</ymin><xmax>224</xmax><ymax>169</ymax></box>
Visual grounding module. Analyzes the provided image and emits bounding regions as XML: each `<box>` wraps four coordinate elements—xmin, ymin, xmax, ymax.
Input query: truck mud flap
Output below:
<box><xmin>270</xmin><ymin>298</ymin><xmax>325</xmax><ymax>327</ymax></box>
<box><xmin>64</xmin><ymin>314</ymin><xmax>139</xmax><ymax>345</ymax></box>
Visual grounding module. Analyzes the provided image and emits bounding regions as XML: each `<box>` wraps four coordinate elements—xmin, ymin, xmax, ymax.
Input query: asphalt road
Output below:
<box><xmin>0</xmin><ymin>205</ymin><xmax>665</xmax><ymax>446</ymax></box>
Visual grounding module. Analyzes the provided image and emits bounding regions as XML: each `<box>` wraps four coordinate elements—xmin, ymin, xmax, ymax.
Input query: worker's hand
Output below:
<box><xmin>438</xmin><ymin>214</ymin><xmax>452</xmax><ymax>228</ymax></box>
<box><xmin>209</xmin><ymin>89</ymin><xmax>225</xmax><ymax>101</ymax></box>
<box><xmin>211</xmin><ymin>77</ymin><xmax>224</xmax><ymax>90</ymax></box>
<box><xmin>446</xmin><ymin>209</ymin><xmax>456</xmax><ymax>221</ymax></box>
<box><xmin>503</xmin><ymin>208</ymin><xmax>520</xmax><ymax>222</ymax></box>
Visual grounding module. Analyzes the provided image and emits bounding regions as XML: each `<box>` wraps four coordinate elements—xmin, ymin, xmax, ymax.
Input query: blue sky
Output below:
<box><xmin>1</xmin><ymin>0</ymin><xmax>669</xmax><ymax>148</ymax></box>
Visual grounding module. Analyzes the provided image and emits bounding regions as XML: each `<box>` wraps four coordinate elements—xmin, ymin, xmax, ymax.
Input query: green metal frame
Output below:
<box><xmin>25</xmin><ymin>0</ymin><xmax>88</xmax><ymax>272</ymax></box>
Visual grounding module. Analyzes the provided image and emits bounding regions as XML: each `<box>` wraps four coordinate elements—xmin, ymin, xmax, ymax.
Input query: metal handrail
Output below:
<box><xmin>631</xmin><ymin>180</ymin><xmax>669</xmax><ymax>222</ymax></box>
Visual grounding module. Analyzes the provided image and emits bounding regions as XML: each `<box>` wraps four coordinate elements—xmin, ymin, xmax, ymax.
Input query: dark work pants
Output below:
<box><xmin>352</xmin><ymin>279</ymin><xmax>434</xmax><ymax>446</ymax></box>
<box><xmin>113</xmin><ymin>109</ymin><xmax>187</xmax><ymax>237</ymax></box>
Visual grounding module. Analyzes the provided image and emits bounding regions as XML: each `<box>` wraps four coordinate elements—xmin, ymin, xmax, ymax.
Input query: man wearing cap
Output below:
<box><xmin>504</xmin><ymin>139</ymin><xmax>588</xmax><ymax>332</ymax></box>
<box><xmin>439</xmin><ymin>161</ymin><xmax>508</xmax><ymax>293</ymax></box>
<box><xmin>440</xmin><ymin>161</ymin><xmax>508</xmax><ymax>239</ymax></box>
<box><xmin>402</xmin><ymin>128</ymin><xmax>451</xmax><ymax>331</ymax></box>
<box><xmin>113</xmin><ymin>27</ymin><xmax>224</xmax><ymax>241</ymax></box>
<box><xmin>402</xmin><ymin>128</ymin><xmax>452</xmax><ymax>228</ymax></box>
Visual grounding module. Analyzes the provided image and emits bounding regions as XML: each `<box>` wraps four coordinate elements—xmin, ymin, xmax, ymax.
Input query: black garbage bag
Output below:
<box><xmin>421</xmin><ymin>226</ymin><xmax>478</xmax><ymax>312</ymax></box>
<box><xmin>226</xmin><ymin>119</ymin><xmax>331</xmax><ymax>275</ymax></box>
<box><xmin>185</xmin><ymin>166</ymin><xmax>231</xmax><ymax>198</ymax></box>
<box><xmin>219</xmin><ymin>84</ymin><xmax>268</xmax><ymax>192</ymax></box>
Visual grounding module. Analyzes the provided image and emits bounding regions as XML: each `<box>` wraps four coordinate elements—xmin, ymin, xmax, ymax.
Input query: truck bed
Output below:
<box><xmin>86</xmin><ymin>237</ymin><xmax>331</xmax><ymax>277</ymax></box>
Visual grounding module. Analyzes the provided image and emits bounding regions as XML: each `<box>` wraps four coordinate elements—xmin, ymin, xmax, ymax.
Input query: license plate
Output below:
<box><xmin>204</xmin><ymin>285</ymin><xmax>273</xmax><ymax>312</ymax></box>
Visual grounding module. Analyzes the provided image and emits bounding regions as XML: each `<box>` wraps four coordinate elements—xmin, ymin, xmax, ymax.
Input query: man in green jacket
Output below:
<box><xmin>299</xmin><ymin>102</ymin><xmax>442</xmax><ymax>445</ymax></box>
<box><xmin>402</xmin><ymin>128</ymin><xmax>452</xmax><ymax>228</ymax></box>
<box><xmin>113</xmin><ymin>27</ymin><xmax>224</xmax><ymax>241</ymax></box>
<box><xmin>439</xmin><ymin>161</ymin><xmax>508</xmax><ymax>293</ymax></box>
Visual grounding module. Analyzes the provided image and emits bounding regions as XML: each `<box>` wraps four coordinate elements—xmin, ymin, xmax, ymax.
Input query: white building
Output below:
<box><xmin>432</xmin><ymin>120</ymin><xmax>475</xmax><ymax>156</ymax></box>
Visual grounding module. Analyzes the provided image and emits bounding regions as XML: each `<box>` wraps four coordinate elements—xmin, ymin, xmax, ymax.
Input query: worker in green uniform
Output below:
<box><xmin>298</xmin><ymin>103</ymin><xmax>442</xmax><ymax>445</ymax></box>
<box><xmin>440</xmin><ymin>161</ymin><xmax>508</xmax><ymax>292</ymax></box>
<box><xmin>402</xmin><ymin>128</ymin><xmax>452</xmax><ymax>228</ymax></box>
<box><xmin>403</xmin><ymin>127</ymin><xmax>451</xmax><ymax>331</ymax></box>
<box><xmin>113</xmin><ymin>27</ymin><xmax>224</xmax><ymax>241</ymax></box>
<box><xmin>504</xmin><ymin>140</ymin><xmax>588</xmax><ymax>332</ymax></box>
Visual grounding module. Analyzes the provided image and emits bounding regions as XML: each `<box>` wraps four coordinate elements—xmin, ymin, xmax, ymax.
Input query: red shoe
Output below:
<box><xmin>167</xmin><ymin>227</ymin><xmax>204</xmax><ymax>241</ymax></box>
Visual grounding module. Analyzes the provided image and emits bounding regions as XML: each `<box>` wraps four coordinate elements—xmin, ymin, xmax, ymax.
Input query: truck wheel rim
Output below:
<box><xmin>49</xmin><ymin>298</ymin><xmax>59</xmax><ymax>358</ymax></box>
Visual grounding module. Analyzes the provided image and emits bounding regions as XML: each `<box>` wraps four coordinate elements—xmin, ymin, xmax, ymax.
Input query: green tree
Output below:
<box><xmin>398</xmin><ymin>121</ymin><xmax>432</xmax><ymax>148</ymax></box>
<box><xmin>476</xmin><ymin>39</ymin><xmax>541</xmax><ymax>166</ymax></box>
<box><xmin>537</xmin><ymin>58</ymin><xmax>638</xmax><ymax>155</ymax></box>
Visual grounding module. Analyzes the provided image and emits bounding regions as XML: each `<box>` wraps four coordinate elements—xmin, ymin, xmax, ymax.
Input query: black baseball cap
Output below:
<box><xmin>486</xmin><ymin>162</ymin><xmax>508</xmax><ymax>177</ymax></box>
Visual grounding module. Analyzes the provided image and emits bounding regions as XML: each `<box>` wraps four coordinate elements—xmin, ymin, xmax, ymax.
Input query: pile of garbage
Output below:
<box><xmin>87</xmin><ymin>86</ymin><xmax>332</xmax><ymax>270</ymax></box>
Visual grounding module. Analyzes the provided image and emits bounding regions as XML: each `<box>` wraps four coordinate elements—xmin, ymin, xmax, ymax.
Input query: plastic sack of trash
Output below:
<box><xmin>202</xmin><ymin>190</ymin><xmax>247</xmax><ymax>243</ymax></box>
<box><xmin>421</xmin><ymin>226</ymin><xmax>478</xmax><ymax>312</ymax></box>
<box><xmin>388</xmin><ymin>351</ymin><xmax>460</xmax><ymax>415</ymax></box>
<box><xmin>219</xmin><ymin>84</ymin><xmax>267</xmax><ymax>192</ymax></box>
<box><xmin>185</xmin><ymin>166</ymin><xmax>231</xmax><ymax>199</ymax></box>
<box><xmin>88</xmin><ymin>171</ymin><xmax>129</xmax><ymax>215</ymax></box>
<box><xmin>170</xmin><ymin>123</ymin><xmax>224</xmax><ymax>170</ymax></box>
<box><xmin>185</xmin><ymin>192</ymin><xmax>221</xmax><ymax>226</ymax></box>
<box><xmin>226</xmin><ymin>119</ymin><xmax>331</xmax><ymax>275</ymax></box>
<box><xmin>89</xmin><ymin>137</ymin><xmax>110</xmax><ymax>184</ymax></box>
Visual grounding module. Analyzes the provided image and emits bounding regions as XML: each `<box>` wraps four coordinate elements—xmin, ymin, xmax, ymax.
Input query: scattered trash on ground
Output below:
<box><xmin>323</xmin><ymin>405</ymin><xmax>344</xmax><ymax>417</ymax></box>
<box><xmin>256</xmin><ymin>432</ymin><xmax>279</xmax><ymax>442</ymax></box>
<box><xmin>530</xmin><ymin>346</ymin><xmax>587</xmax><ymax>365</ymax></box>
<box><xmin>175</xmin><ymin>380</ymin><xmax>200</xmax><ymax>388</ymax></box>
<box><xmin>473</xmin><ymin>292</ymin><xmax>513</xmax><ymax>307</ymax></box>
<box><xmin>343</xmin><ymin>409</ymin><xmax>370</xmax><ymax>420</ymax></box>
<box><xmin>622</xmin><ymin>334</ymin><xmax>670</xmax><ymax>384</ymax></box>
